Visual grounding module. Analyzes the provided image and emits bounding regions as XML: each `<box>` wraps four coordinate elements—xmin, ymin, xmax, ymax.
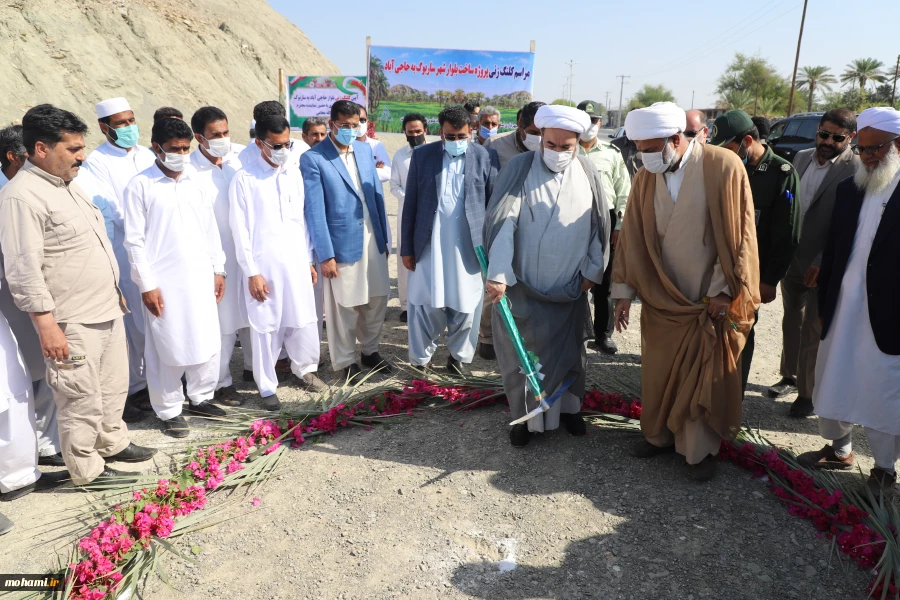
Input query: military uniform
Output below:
<box><xmin>711</xmin><ymin>111</ymin><xmax>800</xmax><ymax>393</ymax></box>
<box><xmin>577</xmin><ymin>100</ymin><xmax>632</xmax><ymax>350</ymax></box>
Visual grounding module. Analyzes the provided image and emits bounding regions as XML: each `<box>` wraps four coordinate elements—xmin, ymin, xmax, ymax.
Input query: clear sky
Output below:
<box><xmin>269</xmin><ymin>0</ymin><xmax>899</xmax><ymax>111</ymax></box>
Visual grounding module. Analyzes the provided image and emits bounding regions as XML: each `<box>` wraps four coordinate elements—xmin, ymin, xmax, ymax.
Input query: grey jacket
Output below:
<box><xmin>400</xmin><ymin>141</ymin><xmax>499</xmax><ymax>262</ymax></box>
<box><xmin>790</xmin><ymin>147</ymin><xmax>859</xmax><ymax>273</ymax></box>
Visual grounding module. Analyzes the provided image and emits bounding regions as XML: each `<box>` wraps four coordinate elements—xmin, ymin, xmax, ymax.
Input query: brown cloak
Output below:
<box><xmin>612</xmin><ymin>143</ymin><xmax>760</xmax><ymax>441</ymax></box>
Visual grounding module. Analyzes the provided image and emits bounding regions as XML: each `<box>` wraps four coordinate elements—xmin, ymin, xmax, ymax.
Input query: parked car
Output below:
<box><xmin>608</xmin><ymin>126</ymin><xmax>626</xmax><ymax>139</ymax></box>
<box><xmin>766</xmin><ymin>112</ymin><xmax>824</xmax><ymax>162</ymax></box>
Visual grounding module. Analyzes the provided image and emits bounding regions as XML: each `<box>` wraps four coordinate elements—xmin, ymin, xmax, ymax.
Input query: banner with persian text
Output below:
<box><xmin>367</xmin><ymin>45</ymin><xmax>534</xmax><ymax>134</ymax></box>
<box><xmin>287</xmin><ymin>76</ymin><xmax>368</xmax><ymax>129</ymax></box>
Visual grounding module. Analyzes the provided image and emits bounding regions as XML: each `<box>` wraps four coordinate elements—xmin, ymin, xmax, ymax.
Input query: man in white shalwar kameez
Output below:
<box><xmin>390</xmin><ymin>113</ymin><xmax>429</xmax><ymax>322</ymax></box>
<box><xmin>188</xmin><ymin>107</ymin><xmax>252</xmax><ymax>405</ymax></box>
<box><xmin>80</xmin><ymin>97</ymin><xmax>156</xmax><ymax>420</ymax></box>
<box><xmin>230</xmin><ymin>116</ymin><xmax>326</xmax><ymax>411</ymax></box>
<box><xmin>237</xmin><ymin>100</ymin><xmax>310</xmax><ymax>172</ymax></box>
<box><xmin>0</xmin><ymin>261</ymin><xmax>67</xmax><ymax>531</ymax></box>
<box><xmin>799</xmin><ymin>107</ymin><xmax>900</xmax><ymax>497</ymax></box>
<box><xmin>483</xmin><ymin>105</ymin><xmax>610</xmax><ymax>447</ymax></box>
<box><xmin>123</xmin><ymin>118</ymin><xmax>228</xmax><ymax>437</ymax></box>
<box><xmin>401</xmin><ymin>106</ymin><xmax>497</xmax><ymax>374</ymax></box>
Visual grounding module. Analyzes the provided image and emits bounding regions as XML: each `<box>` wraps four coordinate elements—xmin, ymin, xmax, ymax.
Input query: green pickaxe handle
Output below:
<box><xmin>475</xmin><ymin>245</ymin><xmax>546</xmax><ymax>401</ymax></box>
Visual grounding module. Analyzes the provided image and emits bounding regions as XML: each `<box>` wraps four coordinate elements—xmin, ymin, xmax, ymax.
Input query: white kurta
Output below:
<box><xmin>229</xmin><ymin>154</ymin><xmax>318</xmax><ymax>334</ymax></box>
<box><xmin>328</xmin><ymin>145</ymin><xmax>390</xmax><ymax>308</ymax></box>
<box><xmin>190</xmin><ymin>148</ymin><xmax>249</xmax><ymax>335</ymax></box>
<box><xmin>408</xmin><ymin>150</ymin><xmax>483</xmax><ymax>313</ymax></box>
<box><xmin>0</xmin><ymin>263</ymin><xmax>39</xmax><ymax>493</ymax></box>
<box><xmin>364</xmin><ymin>137</ymin><xmax>392</xmax><ymax>183</ymax></box>
<box><xmin>814</xmin><ymin>169</ymin><xmax>900</xmax><ymax>435</ymax></box>
<box><xmin>390</xmin><ymin>144</ymin><xmax>413</xmax><ymax>309</ymax></box>
<box><xmin>123</xmin><ymin>164</ymin><xmax>224</xmax><ymax>367</ymax></box>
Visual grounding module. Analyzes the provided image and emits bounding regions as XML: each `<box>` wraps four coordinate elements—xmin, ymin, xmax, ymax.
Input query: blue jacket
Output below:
<box><xmin>301</xmin><ymin>138</ymin><xmax>389</xmax><ymax>264</ymax></box>
<box><xmin>400</xmin><ymin>141</ymin><xmax>499</xmax><ymax>262</ymax></box>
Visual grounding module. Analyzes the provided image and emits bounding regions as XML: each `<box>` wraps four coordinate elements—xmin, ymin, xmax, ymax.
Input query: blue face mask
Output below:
<box><xmin>109</xmin><ymin>124</ymin><xmax>139</xmax><ymax>149</ymax></box>
<box><xmin>334</xmin><ymin>127</ymin><xmax>357</xmax><ymax>147</ymax></box>
<box><xmin>479</xmin><ymin>125</ymin><xmax>497</xmax><ymax>140</ymax></box>
<box><xmin>445</xmin><ymin>139</ymin><xmax>468</xmax><ymax>157</ymax></box>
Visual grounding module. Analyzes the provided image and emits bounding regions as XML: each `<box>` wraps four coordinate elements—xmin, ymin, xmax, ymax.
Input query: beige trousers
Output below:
<box><xmin>48</xmin><ymin>318</ymin><xmax>130</xmax><ymax>484</ymax></box>
<box><xmin>477</xmin><ymin>290</ymin><xmax>493</xmax><ymax>345</ymax></box>
<box><xmin>323</xmin><ymin>286</ymin><xmax>388</xmax><ymax>371</ymax></box>
<box><xmin>779</xmin><ymin>268</ymin><xmax>821</xmax><ymax>398</ymax></box>
<box><xmin>648</xmin><ymin>418</ymin><xmax>722</xmax><ymax>465</ymax></box>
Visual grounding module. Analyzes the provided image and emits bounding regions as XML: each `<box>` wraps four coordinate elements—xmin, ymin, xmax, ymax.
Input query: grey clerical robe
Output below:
<box><xmin>485</xmin><ymin>152</ymin><xmax>609</xmax><ymax>432</ymax></box>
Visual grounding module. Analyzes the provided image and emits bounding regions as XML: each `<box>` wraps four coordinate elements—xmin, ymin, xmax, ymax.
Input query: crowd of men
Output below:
<box><xmin>0</xmin><ymin>92</ymin><xmax>899</xmax><ymax>536</ymax></box>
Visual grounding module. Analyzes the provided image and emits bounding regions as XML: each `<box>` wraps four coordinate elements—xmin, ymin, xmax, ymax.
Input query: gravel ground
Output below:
<box><xmin>0</xmin><ymin>134</ymin><xmax>877</xmax><ymax>599</ymax></box>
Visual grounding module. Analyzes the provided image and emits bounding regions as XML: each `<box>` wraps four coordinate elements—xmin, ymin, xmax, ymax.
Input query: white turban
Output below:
<box><xmin>624</xmin><ymin>102</ymin><xmax>687</xmax><ymax>141</ymax></box>
<box><xmin>95</xmin><ymin>97</ymin><xmax>131</xmax><ymax>119</ymax></box>
<box><xmin>858</xmin><ymin>107</ymin><xmax>900</xmax><ymax>135</ymax></box>
<box><xmin>534</xmin><ymin>105</ymin><xmax>590</xmax><ymax>135</ymax></box>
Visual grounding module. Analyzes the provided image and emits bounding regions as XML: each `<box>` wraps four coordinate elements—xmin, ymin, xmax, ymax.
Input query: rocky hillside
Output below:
<box><xmin>1</xmin><ymin>0</ymin><xmax>337</xmax><ymax>145</ymax></box>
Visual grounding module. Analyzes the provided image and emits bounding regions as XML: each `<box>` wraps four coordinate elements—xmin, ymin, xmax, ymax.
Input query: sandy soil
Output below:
<box><xmin>0</xmin><ymin>134</ymin><xmax>877</xmax><ymax>599</ymax></box>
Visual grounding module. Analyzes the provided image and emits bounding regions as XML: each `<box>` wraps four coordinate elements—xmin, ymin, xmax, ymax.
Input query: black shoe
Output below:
<box><xmin>477</xmin><ymin>343</ymin><xmax>496</xmax><ymax>361</ymax></box>
<box><xmin>510</xmin><ymin>424</ymin><xmax>531</xmax><ymax>448</ymax></box>
<box><xmin>768</xmin><ymin>377</ymin><xmax>797</xmax><ymax>398</ymax></box>
<box><xmin>0</xmin><ymin>513</ymin><xmax>13</xmax><ymax>535</ymax></box>
<box><xmin>121</xmin><ymin>401</ymin><xmax>144</xmax><ymax>424</ymax></box>
<box><xmin>161</xmin><ymin>415</ymin><xmax>190</xmax><ymax>438</ymax></box>
<box><xmin>631</xmin><ymin>439</ymin><xmax>676</xmax><ymax>458</ymax></box>
<box><xmin>689</xmin><ymin>454</ymin><xmax>719</xmax><ymax>482</ymax></box>
<box><xmin>560</xmin><ymin>413</ymin><xmax>587</xmax><ymax>436</ymax></box>
<box><xmin>399</xmin><ymin>310</ymin><xmax>408</xmax><ymax>323</ymax></box>
<box><xmin>596</xmin><ymin>336</ymin><xmax>618</xmax><ymax>355</ymax></box>
<box><xmin>447</xmin><ymin>356</ymin><xmax>472</xmax><ymax>377</ymax></box>
<box><xmin>187</xmin><ymin>401</ymin><xmax>227</xmax><ymax>418</ymax></box>
<box><xmin>105</xmin><ymin>442</ymin><xmax>158</xmax><ymax>463</ymax></box>
<box><xmin>76</xmin><ymin>467</ymin><xmax>140</xmax><ymax>491</ymax></box>
<box><xmin>788</xmin><ymin>396</ymin><xmax>814</xmax><ymax>418</ymax></box>
<box><xmin>38</xmin><ymin>453</ymin><xmax>66</xmax><ymax>467</ymax></box>
<box><xmin>213</xmin><ymin>386</ymin><xmax>244</xmax><ymax>407</ymax></box>
<box><xmin>126</xmin><ymin>388</ymin><xmax>154</xmax><ymax>411</ymax></box>
<box><xmin>361</xmin><ymin>352</ymin><xmax>394</xmax><ymax>374</ymax></box>
<box><xmin>342</xmin><ymin>363</ymin><xmax>363</xmax><ymax>383</ymax></box>
<box><xmin>242</xmin><ymin>369</ymin><xmax>255</xmax><ymax>382</ymax></box>
<box><xmin>36</xmin><ymin>470</ymin><xmax>70</xmax><ymax>489</ymax></box>
<box><xmin>261</xmin><ymin>393</ymin><xmax>281</xmax><ymax>411</ymax></box>
<box><xmin>0</xmin><ymin>484</ymin><xmax>34</xmax><ymax>502</ymax></box>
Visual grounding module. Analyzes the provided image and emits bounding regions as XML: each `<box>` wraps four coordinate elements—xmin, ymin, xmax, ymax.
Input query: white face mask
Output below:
<box><xmin>542</xmin><ymin>146</ymin><xmax>575</xmax><ymax>173</ymax></box>
<box><xmin>157</xmin><ymin>149</ymin><xmax>188</xmax><ymax>172</ymax></box>
<box><xmin>205</xmin><ymin>136</ymin><xmax>231</xmax><ymax>158</ymax></box>
<box><xmin>580</xmin><ymin>123</ymin><xmax>600</xmax><ymax>142</ymax></box>
<box><xmin>523</xmin><ymin>133</ymin><xmax>542</xmax><ymax>151</ymax></box>
<box><xmin>269</xmin><ymin>148</ymin><xmax>290</xmax><ymax>166</ymax></box>
<box><xmin>641</xmin><ymin>139</ymin><xmax>678</xmax><ymax>174</ymax></box>
<box><xmin>357</xmin><ymin>121</ymin><xmax>368</xmax><ymax>138</ymax></box>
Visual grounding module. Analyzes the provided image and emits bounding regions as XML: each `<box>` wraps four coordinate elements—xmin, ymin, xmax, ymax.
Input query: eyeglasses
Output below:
<box><xmin>817</xmin><ymin>130</ymin><xmax>848</xmax><ymax>143</ymax></box>
<box><xmin>684</xmin><ymin>128</ymin><xmax>706</xmax><ymax>138</ymax></box>
<box><xmin>260</xmin><ymin>140</ymin><xmax>293</xmax><ymax>151</ymax></box>
<box><xmin>443</xmin><ymin>134</ymin><xmax>469</xmax><ymax>141</ymax></box>
<box><xmin>853</xmin><ymin>136</ymin><xmax>899</xmax><ymax>156</ymax></box>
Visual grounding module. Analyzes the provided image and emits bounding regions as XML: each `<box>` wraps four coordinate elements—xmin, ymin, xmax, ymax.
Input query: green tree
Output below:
<box><xmin>368</xmin><ymin>56</ymin><xmax>389</xmax><ymax>110</ymax></box>
<box><xmin>627</xmin><ymin>84</ymin><xmax>675</xmax><ymax>110</ymax></box>
<box><xmin>551</xmin><ymin>98</ymin><xmax>576</xmax><ymax>107</ymax></box>
<box><xmin>719</xmin><ymin>90</ymin><xmax>753</xmax><ymax>111</ymax></box>
<box><xmin>716</xmin><ymin>53</ymin><xmax>790</xmax><ymax>116</ymax></box>
<box><xmin>797</xmin><ymin>66</ymin><xmax>837</xmax><ymax>112</ymax></box>
<box><xmin>755</xmin><ymin>96</ymin><xmax>783</xmax><ymax>118</ymax></box>
<box><xmin>840</xmin><ymin>58</ymin><xmax>886</xmax><ymax>92</ymax></box>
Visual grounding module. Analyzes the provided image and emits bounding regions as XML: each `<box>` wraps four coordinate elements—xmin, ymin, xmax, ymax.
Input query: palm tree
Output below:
<box><xmin>368</xmin><ymin>56</ymin><xmax>390</xmax><ymax>110</ymax></box>
<box><xmin>797</xmin><ymin>66</ymin><xmax>837</xmax><ymax>112</ymax></box>
<box><xmin>720</xmin><ymin>90</ymin><xmax>753</xmax><ymax>111</ymax></box>
<box><xmin>452</xmin><ymin>89</ymin><xmax>467</xmax><ymax>104</ymax></box>
<box><xmin>755</xmin><ymin>96</ymin><xmax>782</xmax><ymax>118</ymax></box>
<box><xmin>840</xmin><ymin>58</ymin><xmax>886</xmax><ymax>91</ymax></box>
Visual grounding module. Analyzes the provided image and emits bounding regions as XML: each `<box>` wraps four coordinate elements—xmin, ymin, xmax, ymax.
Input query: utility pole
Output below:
<box><xmin>604</xmin><ymin>91</ymin><xmax>610</xmax><ymax>111</ymax></box>
<box><xmin>891</xmin><ymin>54</ymin><xmax>900</xmax><ymax>109</ymax></box>
<box><xmin>691</xmin><ymin>90</ymin><xmax>695</xmax><ymax>110</ymax></box>
<box><xmin>564</xmin><ymin>60</ymin><xmax>577</xmax><ymax>103</ymax></box>
<box><xmin>786</xmin><ymin>0</ymin><xmax>809</xmax><ymax>116</ymax></box>
<box><xmin>616</xmin><ymin>75</ymin><xmax>629</xmax><ymax>129</ymax></box>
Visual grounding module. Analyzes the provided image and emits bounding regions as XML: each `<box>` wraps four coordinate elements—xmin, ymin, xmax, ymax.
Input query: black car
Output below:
<box><xmin>766</xmin><ymin>112</ymin><xmax>824</xmax><ymax>162</ymax></box>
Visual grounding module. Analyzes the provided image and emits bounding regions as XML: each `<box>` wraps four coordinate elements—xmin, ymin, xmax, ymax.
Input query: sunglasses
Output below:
<box><xmin>260</xmin><ymin>140</ymin><xmax>294</xmax><ymax>151</ymax></box>
<box><xmin>853</xmin><ymin>136</ymin><xmax>899</xmax><ymax>156</ymax></box>
<box><xmin>684</xmin><ymin>128</ymin><xmax>706</xmax><ymax>138</ymax></box>
<box><xmin>817</xmin><ymin>130</ymin><xmax>848</xmax><ymax>143</ymax></box>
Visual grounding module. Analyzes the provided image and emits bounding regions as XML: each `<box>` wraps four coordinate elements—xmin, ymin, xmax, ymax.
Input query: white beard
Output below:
<box><xmin>854</xmin><ymin>143</ymin><xmax>900</xmax><ymax>194</ymax></box>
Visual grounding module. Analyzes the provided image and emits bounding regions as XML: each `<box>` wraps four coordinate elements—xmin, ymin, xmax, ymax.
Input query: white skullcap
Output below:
<box><xmin>95</xmin><ymin>97</ymin><xmax>132</xmax><ymax>119</ymax></box>
<box><xmin>624</xmin><ymin>102</ymin><xmax>687</xmax><ymax>141</ymax></box>
<box><xmin>250</xmin><ymin>119</ymin><xmax>257</xmax><ymax>129</ymax></box>
<box><xmin>534</xmin><ymin>105</ymin><xmax>591</xmax><ymax>135</ymax></box>
<box><xmin>858</xmin><ymin>107</ymin><xmax>900</xmax><ymax>136</ymax></box>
